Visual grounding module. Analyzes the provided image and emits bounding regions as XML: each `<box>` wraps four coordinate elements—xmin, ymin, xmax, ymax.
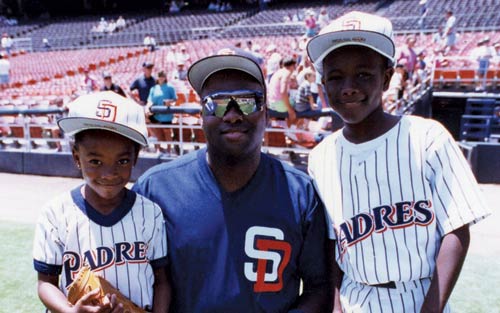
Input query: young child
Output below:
<box><xmin>306</xmin><ymin>11</ymin><xmax>490</xmax><ymax>312</ymax></box>
<box><xmin>294</xmin><ymin>68</ymin><xmax>317</xmax><ymax>114</ymax></box>
<box><xmin>33</xmin><ymin>91</ymin><xmax>170</xmax><ymax>313</ymax></box>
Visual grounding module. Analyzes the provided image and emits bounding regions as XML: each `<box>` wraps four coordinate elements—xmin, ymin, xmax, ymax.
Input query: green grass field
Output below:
<box><xmin>1</xmin><ymin>221</ymin><xmax>499</xmax><ymax>313</ymax></box>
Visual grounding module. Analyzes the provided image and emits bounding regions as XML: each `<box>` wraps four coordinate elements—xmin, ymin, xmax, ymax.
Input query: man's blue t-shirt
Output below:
<box><xmin>133</xmin><ymin>149</ymin><xmax>328</xmax><ymax>313</ymax></box>
<box><xmin>130</xmin><ymin>75</ymin><xmax>156</xmax><ymax>103</ymax></box>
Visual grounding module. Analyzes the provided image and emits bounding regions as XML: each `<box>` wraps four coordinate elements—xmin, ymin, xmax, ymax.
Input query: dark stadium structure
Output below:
<box><xmin>1</xmin><ymin>0</ymin><xmax>500</xmax><ymax>182</ymax></box>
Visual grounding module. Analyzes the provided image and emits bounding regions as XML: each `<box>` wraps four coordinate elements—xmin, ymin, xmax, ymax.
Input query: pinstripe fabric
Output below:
<box><xmin>33</xmin><ymin>188</ymin><xmax>167</xmax><ymax>310</ymax></box>
<box><xmin>309</xmin><ymin>115</ymin><xmax>490</xmax><ymax>312</ymax></box>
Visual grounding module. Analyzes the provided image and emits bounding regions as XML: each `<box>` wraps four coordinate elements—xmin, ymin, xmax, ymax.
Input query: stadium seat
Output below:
<box><xmin>458</xmin><ymin>69</ymin><xmax>476</xmax><ymax>89</ymax></box>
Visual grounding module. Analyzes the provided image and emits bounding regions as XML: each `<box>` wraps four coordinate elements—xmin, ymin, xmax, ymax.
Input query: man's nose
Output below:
<box><xmin>222</xmin><ymin>106</ymin><xmax>244</xmax><ymax>123</ymax></box>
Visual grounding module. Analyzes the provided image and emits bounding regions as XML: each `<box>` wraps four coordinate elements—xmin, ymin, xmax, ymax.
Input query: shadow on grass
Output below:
<box><xmin>1</xmin><ymin>221</ymin><xmax>499</xmax><ymax>312</ymax></box>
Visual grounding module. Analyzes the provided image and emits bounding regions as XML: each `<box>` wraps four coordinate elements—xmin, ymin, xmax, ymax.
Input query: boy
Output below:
<box><xmin>306</xmin><ymin>11</ymin><xmax>490</xmax><ymax>312</ymax></box>
<box><xmin>33</xmin><ymin>91</ymin><xmax>170</xmax><ymax>313</ymax></box>
<box><xmin>294</xmin><ymin>68</ymin><xmax>318</xmax><ymax>114</ymax></box>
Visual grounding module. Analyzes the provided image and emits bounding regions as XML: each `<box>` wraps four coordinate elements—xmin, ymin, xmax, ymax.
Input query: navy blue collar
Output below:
<box><xmin>71</xmin><ymin>185</ymin><xmax>136</xmax><ymax>227</ymax></box>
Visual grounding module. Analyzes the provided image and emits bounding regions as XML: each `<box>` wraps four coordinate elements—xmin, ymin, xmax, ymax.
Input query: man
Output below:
<box><xmin>80</xmin><ymin>68</ymin><xmax>98</xmax><ymax>94</ymax></box>
<box><xmin>130</xmin><ymin>61</ymin><xmax>156</xmax><ymax>105</ymax></box>
<box><xmin>133</xmin><ymin>54</ymin><xmax>331</xmax><ymax>313</ymax></box>
<box><xmin>470</xmin><ymin>37</ymin><xmax>495</xmax><ymax>91</ymax></box>
<box><xmin>306</xmin><ymin>11</ymin><xmax>490</xmax><ymax>312</ymax></box>
<box><xmin>442</xmin><ymin>10</ymin><xmax>457</xmax><ymax>54</ymax></box>
<box><xmin>172</xmin><ymin>61</ymin><xmax>187</xmax><ymax>81</ymax></box>
<box><xmin>0</xmin><ymin>53</ymin><xmax>10</xmax><ymax>90</ymax></box>
<box><xmin>1</xmin><ymin>33</ymin><xmax>13</xmax><ymax>56</ymax></box>
<box><xmin>100</xmin><ymin>71</ymin><xmax>126</xmax><ymax>97</ymax></box>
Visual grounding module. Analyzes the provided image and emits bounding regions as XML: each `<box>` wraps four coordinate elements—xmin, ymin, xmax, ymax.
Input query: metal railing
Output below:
<box><xmin>0</xmin><ymin>106</ymin><xmax>340</xmax><ymax>157</ymax></box>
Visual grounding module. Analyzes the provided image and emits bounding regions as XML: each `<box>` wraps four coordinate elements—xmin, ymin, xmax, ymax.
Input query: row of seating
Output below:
<box><xmin>3</xmin><ymin>0</ymin><xmax>500</xmax><ymax>52</ymax></box>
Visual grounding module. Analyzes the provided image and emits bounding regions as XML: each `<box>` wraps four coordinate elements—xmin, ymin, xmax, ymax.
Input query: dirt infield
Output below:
<box><xmin>0</xmin><ymin>173</ymin><xmax>498</xmax><ymax>257</ymax></box>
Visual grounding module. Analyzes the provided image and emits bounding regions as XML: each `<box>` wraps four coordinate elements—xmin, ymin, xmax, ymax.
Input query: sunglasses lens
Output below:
<box><xmin>202</xmin><ymin>91</ymin><xmax>263</xmax><ymax>117</ymax></box>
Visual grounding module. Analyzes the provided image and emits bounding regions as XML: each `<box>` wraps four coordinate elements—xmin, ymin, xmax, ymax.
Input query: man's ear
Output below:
<box><xmin>383</xmin><ymin>67</ymin><xmax>395</xmax><ymax>91</ymax></box>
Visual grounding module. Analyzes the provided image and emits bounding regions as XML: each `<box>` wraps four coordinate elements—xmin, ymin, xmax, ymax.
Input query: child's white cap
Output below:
<box><xmin>307</xmin><ymin>11</ymin><xmax>395</xmax><ymax>74</ymax></box>
<box><xmin>58</xmin><ymin>91</ymin><xmax>148</xmax><ymax>146</ymax></box>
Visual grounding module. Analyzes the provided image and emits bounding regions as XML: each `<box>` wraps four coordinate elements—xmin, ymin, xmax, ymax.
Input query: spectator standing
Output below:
<box><xmin>146</xmin><ymin>71</ymin><xmax>177</xmax><ymax>154</ymax></box>
<box><xmin>175</xmin><ymin>45</ymin><xmax>191</xmax><ymax>66</ymax></box>
<box><xmin>396</xmin><ymin>36</ymin><xmax>418</xmax><ymax>78</ymax></box>
<box><xmin>100</xmin><ymin>71</ymin><xmax>126</xmax><ymax>97</ymax></box>
<box><xmin>172</xmin><ymin>62</ymin><xmax>188</xmax><ymax>81</ymax></box>
<box><xmin>1</xmin><ymin>33</ymin><xmax>13</xmax><ymax>55</ymax></box>
<box><xmin>264</xmin><ymin>44</ymin><xmax>281</xmax><ymax>81</ymax></box>
<box><xmin>304</xmin><ymin>10</ymin><xmax>317</xmax><ymax>38</ymax></box>
<box><xmin>317</xmin><ymin>7</ymin><xmax>329</xmax><ymax>30</ymax></box>
<box><xmin>144</xmin><ymin>34</ymin><xmax>157</xmax><ymax>52</ymax></box>
<box><xmin>130</xmin><ymin>61</ymin><xmax>156</xmax><ymax>106</ymax></box>
<box><xmin>442</xmin><ymin>10</ymin><xmax>457</xmax><ymax>54</ymax></box>
<box><xmin>0</xmin><ymin>53</ymin><xmax>10</xmax><ymax>90</ymax></box>
<box><xmin>418</xmin><ymin>0</ymin><xmax>428</xmax><ymax>32</ymax></box>
<box><xmin>268</xmin><ymin>57</ymin><xmax>297</xmax><ymax>125</ymax></box>
<box><xmin>80</xmin><ymin>69</ymin><xmax>98</xmax><ymax>94</ymax></box>
<box><xmin>116</xmin><ymin>15</ymin><xmax>126</xmax><ymax>30</ymax></box>
<box><xmin>42</xmin><ymin>38</ymin><xmax>51</xmax><ymax>51</ymax></box>
<box><xmin>414</xmin><ymin>49</ymin><xmax>428</xmax><ymax>85</ymax></box>
<box><xmin>470</xmin><ymin>37</ymin><xmax>496</xmax><ymax>91</ymax></box>
<box><xmin>169</xmin><ymin>1</ymin><xmax>181</xmax><ymax>14</ymax></box>
<box><xmin>133</xmin><ymin>54</ymin><xmax>332</xmax><ymax>313</ymax></box>
<box><xmin>294</xmin><ymin>68</ymin><xmax>317</xmax><ymax>113</ymax></box>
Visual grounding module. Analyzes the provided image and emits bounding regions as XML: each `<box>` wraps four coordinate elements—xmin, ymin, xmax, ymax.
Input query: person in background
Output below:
<box><xmin>442</xmin><ymin>10</ymin><xmax>457</xmax><ymax>54</ymax></box>
<box><xmin>146</xmin><ymin>71</ymin><xmax>177</xmax><ymax>154</ymax></box>
<box><xmin>130</xmin><ymin>61</ymin><xmax>156</xmax><ymax>106</ymax></box>
<box><xmin>1</xmin><ymin>33</ymin><xmax>13</xmax><ymax>55</ymax></box>
<box><xmin>172</xmin><ymin>62</ymin><xmax>188</xmax><ymax>81</ymax></box>
<box><xmin>80</xmin><ymin>68</ymin><xmax>98</xmax><ymax>94</ymax></box>
<box><xmin>101</xmin><ymin>71</ymin><xmax>126</xmax><ymax>97</ymax></box>
<box><xmin>0</xmin><ymin>53</ymin><xmax>10</xmax><ymax>90</ymax></box>
<box><xmin>268</xmin><ymin>57</ymin><xmax>298</xmax><ymax>126</ymax></box>
<box><xmin>294</xmin><ymin>68</ymin><xmax>318</xmax><ymax>114</ymax></box>
<box><xmin>470</xmin><ymin>37</ymin><xmax>496</xmax><ymax>91</ymax></box>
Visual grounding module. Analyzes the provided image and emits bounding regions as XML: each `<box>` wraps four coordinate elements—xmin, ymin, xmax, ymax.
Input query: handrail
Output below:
<box><xmin>0</xmin><ymin>108</ymin><xmax>67</xmax><ymax>115</ymax></box>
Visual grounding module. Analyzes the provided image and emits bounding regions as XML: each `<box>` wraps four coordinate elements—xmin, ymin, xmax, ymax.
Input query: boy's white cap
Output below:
<box><xmin>307</xmin><ymin>11</ymin><xmax>395</xmax><ymax>74</ymax></box>
<box><xmin>188</xmin><ymin>54</ymin><xmax>265</xmax><ymax>96</ymax></box>
<box><xmin>58</xmin><ymin>91</ymin><xmax>148</xmax><ymax>146</ymax></box>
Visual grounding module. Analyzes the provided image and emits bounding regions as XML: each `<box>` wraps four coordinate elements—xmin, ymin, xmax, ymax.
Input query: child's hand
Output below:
<box><xmin>107</xmin><ymin>293</ymin><xmax>125</xmax><ymax>313</ymax></box>
<box><xmin>71</xmin><ymin>288</ymin><xmax>116</xmax><ymax>313</ymax></box>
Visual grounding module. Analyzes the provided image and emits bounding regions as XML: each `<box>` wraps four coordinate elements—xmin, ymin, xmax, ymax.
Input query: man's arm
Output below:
<box><xmin>292</xmin><ymin>197</ymin><xmax>333</xmax><ymax>313</ymax></box>
<box><xmin>421</xmin><ymin>224</ymin><xmax>470</xmax><ymax>313</ymax></box>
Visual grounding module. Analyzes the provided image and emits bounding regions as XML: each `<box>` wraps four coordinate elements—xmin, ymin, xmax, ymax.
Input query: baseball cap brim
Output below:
<box><xmin>58</xmin><ymin>117</ymin><xmax>148</xmax><ymax>146</ymax></box>
<box><xmin>188</xmin><ymin>54</ymin><xmax>265</xmax><ymax>96</ymax></box>
<box><xmin>307</xmin><ymin>30</ymin><xmax>395</xmax><ymax>74</ymax></box>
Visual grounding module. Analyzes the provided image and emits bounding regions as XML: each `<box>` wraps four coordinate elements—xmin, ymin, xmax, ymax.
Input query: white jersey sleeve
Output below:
<box><xmin>33</xmin><ymin>197</ymin><xmax>67</xmax><ymax>273</ymax></box>
<box><xmin>424</xmin><ymin>120</ymin><xmax>490</xmax><ymax>235</ymax></box>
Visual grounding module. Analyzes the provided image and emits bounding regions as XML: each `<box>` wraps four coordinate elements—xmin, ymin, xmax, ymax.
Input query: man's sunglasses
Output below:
<box><xmin>201</xmin><ymin>90</ymin><xmax>265</xmax><ymax>118</ymax></box>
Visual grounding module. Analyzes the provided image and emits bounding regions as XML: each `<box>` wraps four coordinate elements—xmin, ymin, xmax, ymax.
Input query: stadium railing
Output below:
<box><xmin>0</xmin><ymin>106</ymin><xmax>340</xmax><ymax>158</ymax></box>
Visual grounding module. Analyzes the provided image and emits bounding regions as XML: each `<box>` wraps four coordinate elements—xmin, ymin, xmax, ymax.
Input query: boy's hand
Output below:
<box><xmin>71</xmin><ymin>288</ymin><xmax>109</xmax><ymax>312</ymax></box>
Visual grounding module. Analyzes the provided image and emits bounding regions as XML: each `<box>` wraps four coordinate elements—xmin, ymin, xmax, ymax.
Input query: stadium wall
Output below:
<box><xmin>0</xmin><ymin>151</ymin><xmax>165</xmax><ymax>181</ymax></box>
